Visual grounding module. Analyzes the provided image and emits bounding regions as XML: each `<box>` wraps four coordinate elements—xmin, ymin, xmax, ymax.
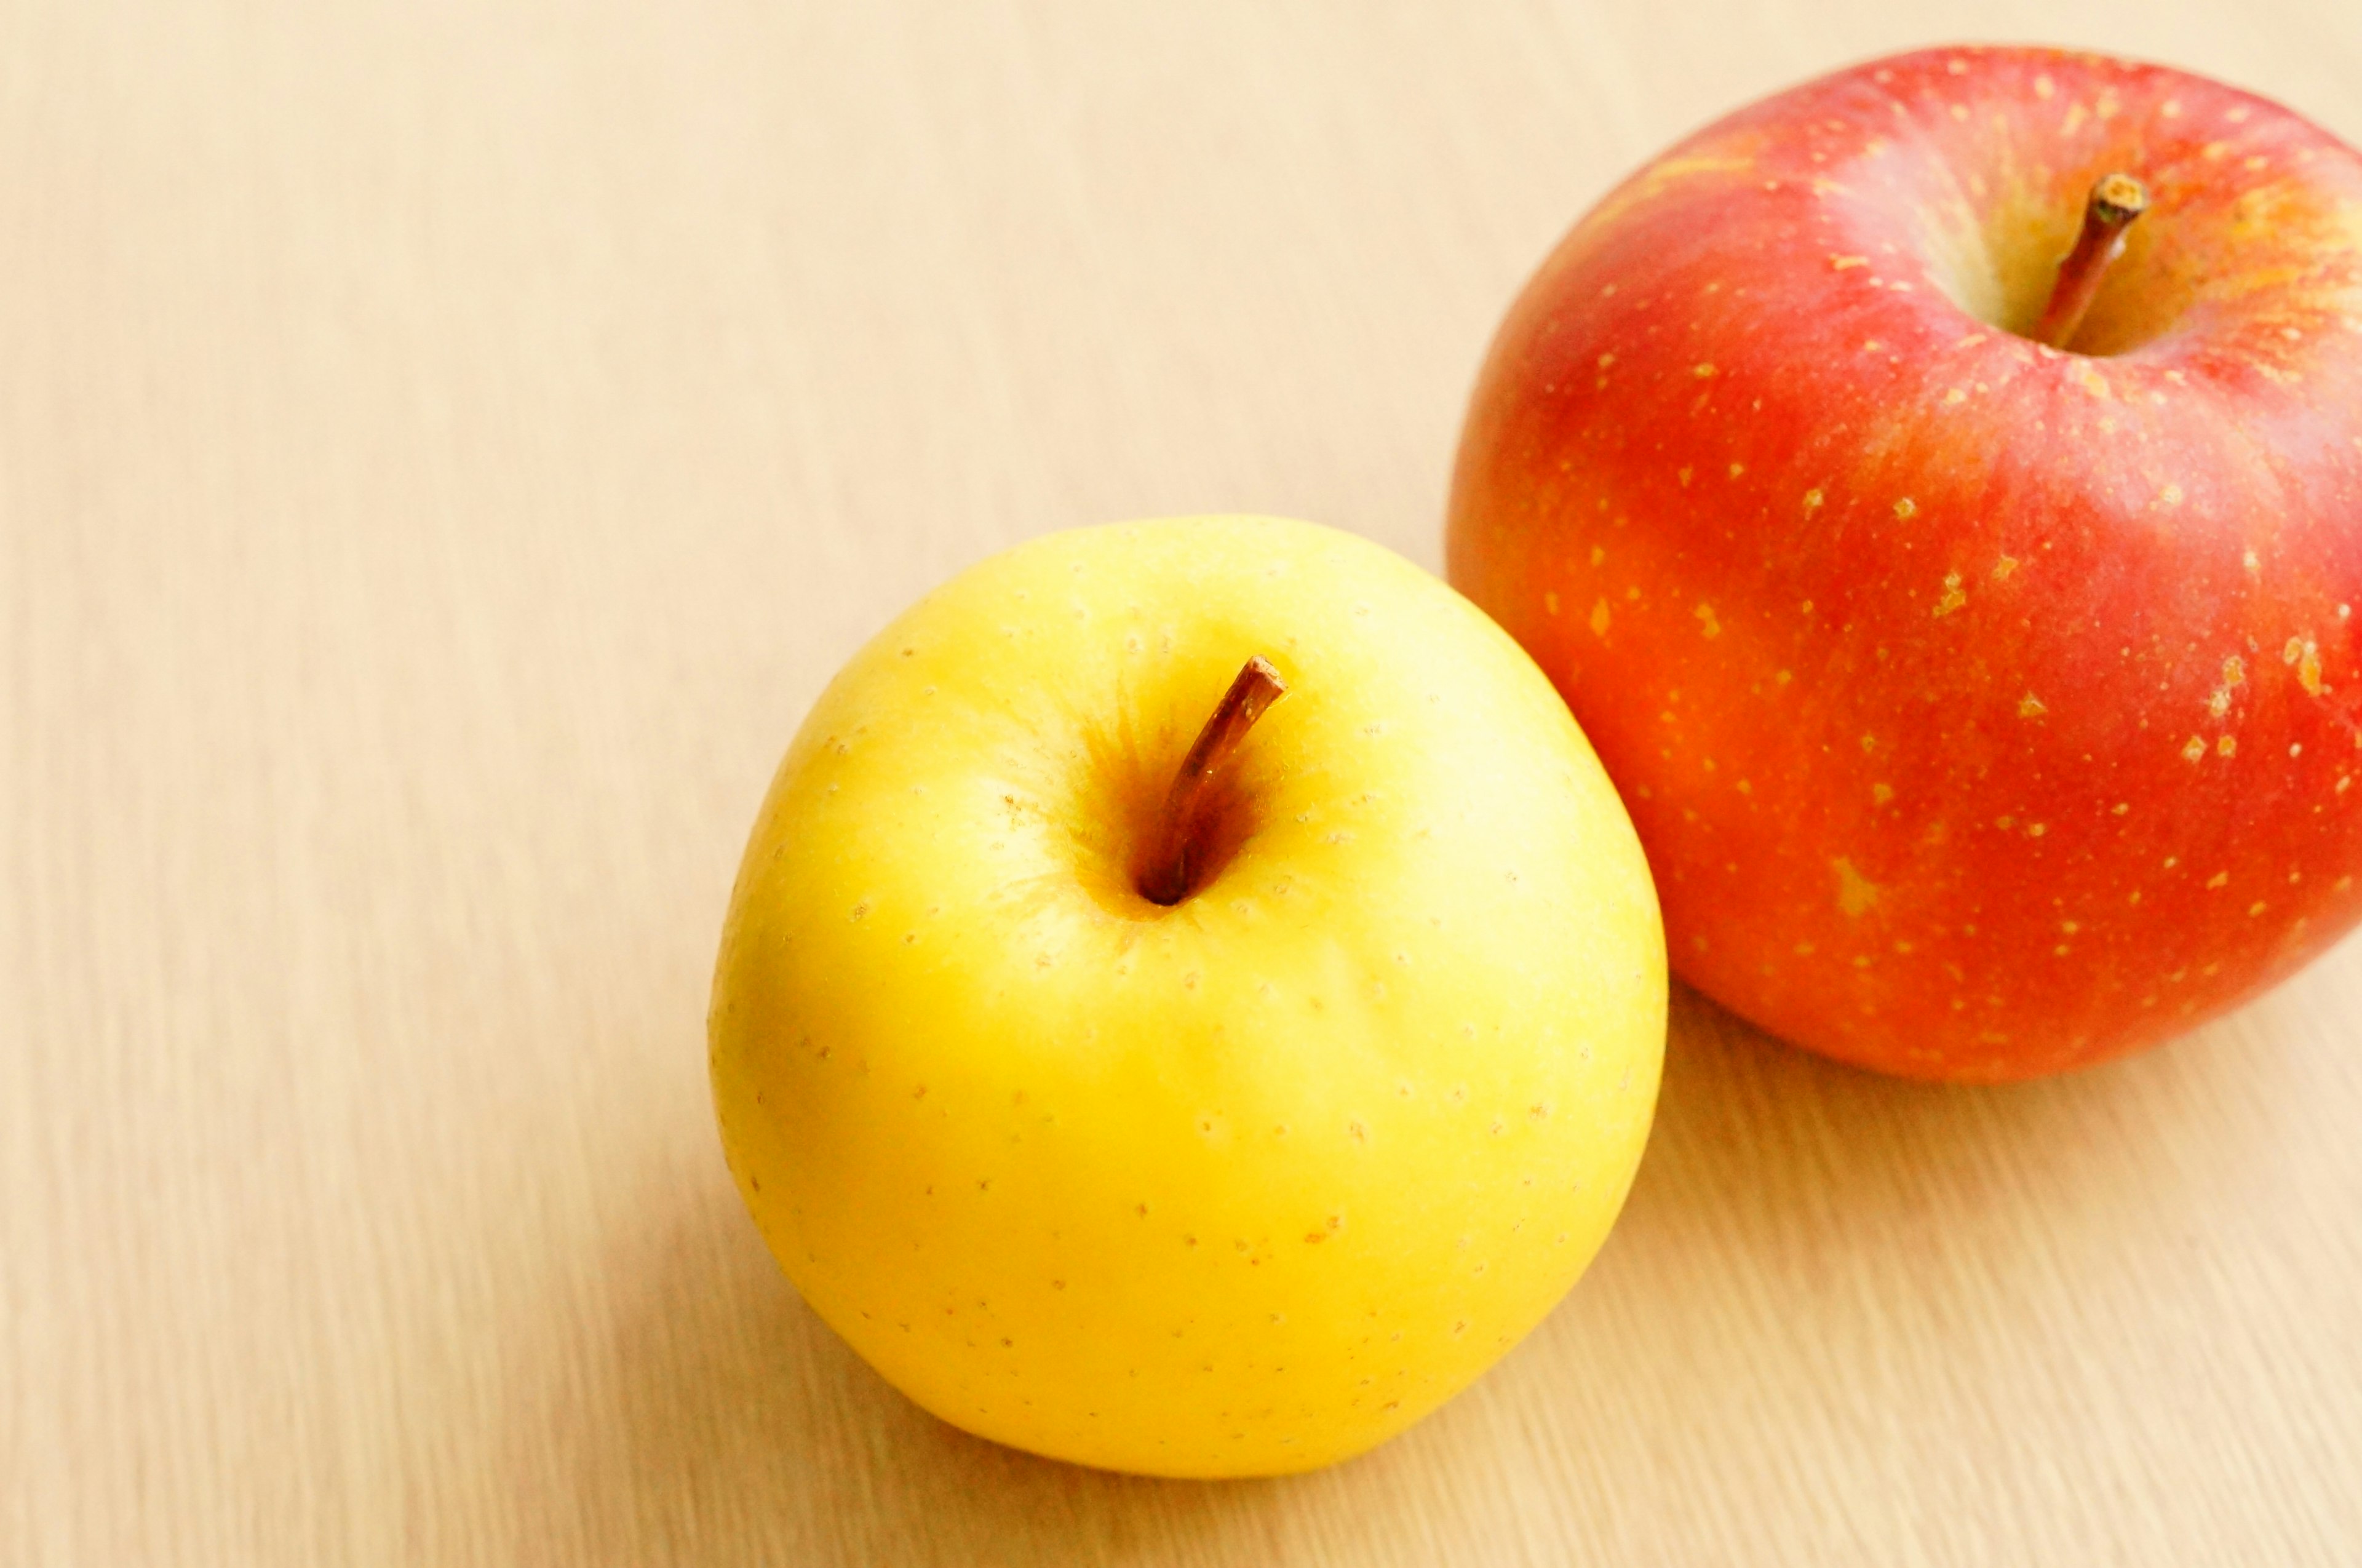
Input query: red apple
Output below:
<box><xmin>1449</xmin><ymin>45</ymin><xmax>2362</xmax><ymax>1080</ymax></box>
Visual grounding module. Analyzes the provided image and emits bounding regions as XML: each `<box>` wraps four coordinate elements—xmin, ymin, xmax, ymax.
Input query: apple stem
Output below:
<box><xmin>2032</xmin><ymin>172</ymin><xmax>2149</xmax><ymax>351</ymax></box>
<box><xmin>1139</xmin><ymin>656</ymin><xmax>1288</xmax><ymax>906</ymax></box>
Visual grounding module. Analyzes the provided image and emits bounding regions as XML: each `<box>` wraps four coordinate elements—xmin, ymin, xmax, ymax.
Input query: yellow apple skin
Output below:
<box><xmin>709</xmin><ymin>516</ymin><xmax>1664</xmax><ymax>1477</ymax></box>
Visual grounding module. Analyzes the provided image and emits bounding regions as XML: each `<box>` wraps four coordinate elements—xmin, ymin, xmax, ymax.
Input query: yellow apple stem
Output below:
<box><xmin>2033</xmin><ymin>172</ymin><xmax>2149</xmax><ymax>351</ymax></box>
<box><xmin>1138</xmin><ymin>656</ymin><xmax>1288</xmax><ymax>905</ymax></box>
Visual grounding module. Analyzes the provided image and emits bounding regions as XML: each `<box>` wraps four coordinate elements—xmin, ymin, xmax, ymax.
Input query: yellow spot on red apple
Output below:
<box><xmin>2018</xmin><ymin>693</ymin><xmax>2046</xmax><ymax>718</ymax></box>
<box><xmin>1934</xmin><ymin>573</ymin><xmax>1966</xmax><ymax>616</ymax></box>
<box><xmin>2182</xmin><ymin>736</ymin><xmax>2207</xmax><ymax>762</ymax></box>
<box><xmin>1588</xmin><ymin>599</ymin><xmax>1610</xmax><ymax>637</ymax></box>
<box><xmin>2208</xmin><ymin>871</ymin><xmax>2230</xmax><ymax>889</ymax></box>
<box><xmin>1694</xmin><ymin>604</ymin><xmax>1721</xmax><ymax>639</ymax></box>
<box><xmin>2289</xmin><ymin>639</ymin><xmax>2324</xmax><ymax>694</ymax></box>
<box><xmin>1893</xmin><ymin>497</ymin><xmax>1917</xmax><ymax>520</ymax></box>
<box><xmin>1833</xmin><ymin>858</ymin><xmax>1880</xmax><ymax>918</ymax></box>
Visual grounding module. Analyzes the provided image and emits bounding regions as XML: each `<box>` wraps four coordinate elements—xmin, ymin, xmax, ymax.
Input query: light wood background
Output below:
<box><xmin>9</xmin><ymin>2</ymin><xmax>2361</xmax><ymax>1564</ymax></box>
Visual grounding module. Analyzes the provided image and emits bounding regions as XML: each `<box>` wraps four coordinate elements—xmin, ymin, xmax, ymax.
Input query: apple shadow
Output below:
<box><xmin>503</xmin><ymin>959</ymin><xmax>2318</xmax><ymax>1566</ymax></box>
<box><xmin>1495</xmin><ymin>968</ymin><xmax>2313</xmax><ymax>1489</ymax></box>
<box><xmin>1627</xmin><ymin>973</ymin><xmax>2299</xmax><ymax>1269</ymax></box>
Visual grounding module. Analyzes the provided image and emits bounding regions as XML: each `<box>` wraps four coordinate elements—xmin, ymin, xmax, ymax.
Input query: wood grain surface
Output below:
<box><xmin>8</xmin><ymin>2</ymin><xmax>2361</xmax><ymax>1563</ymax></box>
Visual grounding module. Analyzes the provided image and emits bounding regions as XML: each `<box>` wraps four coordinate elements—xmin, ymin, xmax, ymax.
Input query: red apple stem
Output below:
<box><xmin>2032</xmin><ymin>172</ymin><xmax>2149</xmax><ymax>351</ymax></box>
<box><xmin>1139</xmin><ymin>656</ymin><xmax>1287</xmax><ymax>906</ymax></box>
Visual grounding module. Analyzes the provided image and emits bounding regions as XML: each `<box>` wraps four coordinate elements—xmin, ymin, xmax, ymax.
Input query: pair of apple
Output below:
<box><xmin>710</xmin><ymin>47</ymin><xmax>2362</xmax><ymax>1478</ymax></box>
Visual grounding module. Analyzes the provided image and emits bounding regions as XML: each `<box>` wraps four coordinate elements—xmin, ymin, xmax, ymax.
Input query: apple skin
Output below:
<box><xmin>1449</xmin><ymin>45</ymin><xmax>2362</xmax><ymax>1081</ymax></box>
<box><xmin>709</xmin><ymin>517</ymin><xmax>1664</xmax><ymax>1477</ymax></box>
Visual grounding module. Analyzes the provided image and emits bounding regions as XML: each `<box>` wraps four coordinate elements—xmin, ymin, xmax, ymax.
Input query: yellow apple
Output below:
<box><xmin>709</xmin><ymin>515</ymin><xmax>1664</xmax><ymax>1476</ymax></box>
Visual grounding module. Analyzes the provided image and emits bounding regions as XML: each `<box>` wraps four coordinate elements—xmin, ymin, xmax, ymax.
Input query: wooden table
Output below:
<box><xmin>10</xmin><ymin>3</ymin><xmax>2361</xmax><ymax>1562</ymax></box>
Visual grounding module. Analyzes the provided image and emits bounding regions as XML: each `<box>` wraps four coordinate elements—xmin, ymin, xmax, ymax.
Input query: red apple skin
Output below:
<box><xmin>1449</xmin><ymin>46</ymin><xmax>2362</xmax><ymax>1080</ymax></box>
